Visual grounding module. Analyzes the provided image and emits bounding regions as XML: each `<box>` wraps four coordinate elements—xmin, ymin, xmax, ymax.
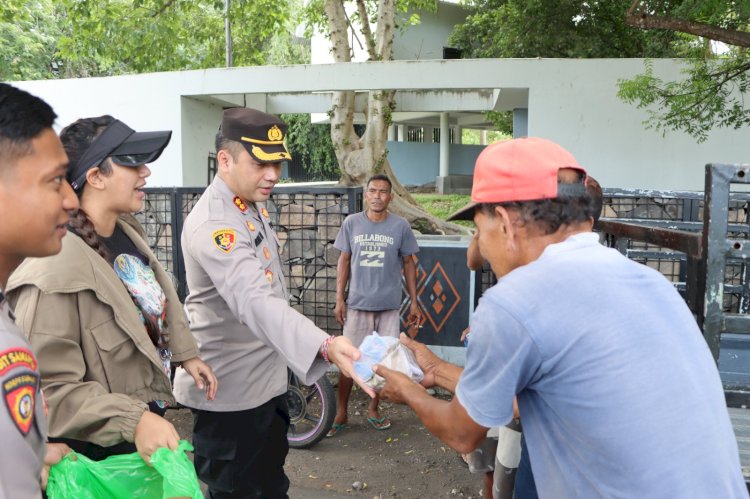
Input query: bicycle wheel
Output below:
<box><xmin>286</xmin><ymin>372</ymin><xmax>336</xmax><ymax>449</ymax></box>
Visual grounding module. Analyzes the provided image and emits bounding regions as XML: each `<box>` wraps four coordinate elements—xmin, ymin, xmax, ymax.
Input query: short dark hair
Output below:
<box><xmin>587</xmin><ymin>176</ymin><xmax>603</xmax><ymax>223</ymax></box>
<box><xmin>479</xmin><ymin>183</ymin><xmax>597</xmax><ymax>235</ymax></box>
<box><xmin>0</xmin><ymin>83</ymin><xmax>57</xmax><ymax>168</ymax></box>
<box><xmin>367</xmin><ymin>174</ymin><xmax>392</xmax><ymax>191</ymax></box>
<box><xmin>215</xmin><ymin>128</ymin><xmax>245</xmax><ymax>160</ymax></box>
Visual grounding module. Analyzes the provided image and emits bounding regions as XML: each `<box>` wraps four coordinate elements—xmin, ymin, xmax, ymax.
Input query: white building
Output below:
<box><xmin>13</xmin><ymin>57</ymin><xmax>748</xmax><ymax>192</ymax></box>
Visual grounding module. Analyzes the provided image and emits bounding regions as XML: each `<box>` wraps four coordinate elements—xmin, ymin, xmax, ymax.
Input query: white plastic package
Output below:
<box><xmin>353</xmin><ymin>332</ymin><xmax>424</xmax><ymax>391</ymax></box>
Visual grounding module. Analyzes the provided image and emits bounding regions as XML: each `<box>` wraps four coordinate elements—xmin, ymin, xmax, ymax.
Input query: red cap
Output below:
<box><xmin>447</xmin><ymin>137</ymin><xmax>587</xmax><ymax>221</ymax></box>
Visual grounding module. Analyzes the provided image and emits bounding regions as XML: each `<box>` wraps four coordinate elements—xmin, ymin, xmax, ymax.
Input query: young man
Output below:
<box><xmin>376</xmin><ymin>137</ymin><xmax>747</xmax><ymax>497</ymax></box>
<box><xmin>329</xmin><ymin>174</ymin><xmax>420</xmax><ymax>435</ymax></box>
<box><xmin>0</xmin><ymin>83</ymin><xmax>78</xmax><ymax>497</ymax></box>
<box><xmin>173</xmin><ymin>108</ymin><xmax>372</xmax><ymax>498</ymax></box>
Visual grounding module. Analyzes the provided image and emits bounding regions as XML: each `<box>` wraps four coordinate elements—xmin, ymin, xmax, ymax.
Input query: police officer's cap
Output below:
<box><xmin>221</xmin><ymin>108</ymin><xmax>292</xmax><ymax>163</ymax></box>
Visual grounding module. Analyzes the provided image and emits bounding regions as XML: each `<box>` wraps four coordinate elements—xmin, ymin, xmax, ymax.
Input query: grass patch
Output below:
<box><xmin>413</xmin><ymin>193</ymin><xmax>475</xmax><ymax>228</ymax></box>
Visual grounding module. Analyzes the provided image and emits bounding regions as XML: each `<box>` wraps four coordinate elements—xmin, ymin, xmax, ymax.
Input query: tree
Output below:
<box><xmin>308</xmin><ymin>0</ymin><xmax>467</xmax><ymax>234</ymax></box>
<box><xmin>449</xmin><ymin>0</ymin><xmax>684</xmax><ymax>59</ymax></box>
<box><xmin>55</xmin><ymin>0</ymin><xmax>288</xmax><ymax>75</ymax></box>
<box><xmin>618</xmin><ymin>1</ymin><xmax>750</xmax><ymax>142</ymax></box>
<box><xmin>0</xmin><ymin>0</ymin><xmax>61</xmax><ymax>81</ymax></box>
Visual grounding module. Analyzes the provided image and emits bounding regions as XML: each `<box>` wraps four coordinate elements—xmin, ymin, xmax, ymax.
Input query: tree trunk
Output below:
<box><xmin>324</xmin><ymin>0</ymin><xmax>470</xmax><ymax>235</ymax></box>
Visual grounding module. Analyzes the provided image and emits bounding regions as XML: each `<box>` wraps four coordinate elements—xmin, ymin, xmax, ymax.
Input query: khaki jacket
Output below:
<box><xmin>6</xmin><ymin>220</ymin><xmax>198</xmax><ymax>447</ymax></box>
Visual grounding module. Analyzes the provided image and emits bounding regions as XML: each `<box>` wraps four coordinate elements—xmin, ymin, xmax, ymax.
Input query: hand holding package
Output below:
<box><xmin>354</xmin><ymin>332</ymin><xmax>424</xmax><ymax>391</ymax></box>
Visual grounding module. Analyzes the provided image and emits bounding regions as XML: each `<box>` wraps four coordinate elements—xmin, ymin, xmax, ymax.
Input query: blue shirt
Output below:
<box><xmin>456</xmin><ymin>232</ymin><xmax>747</xmax><ymax>498</ymax></box>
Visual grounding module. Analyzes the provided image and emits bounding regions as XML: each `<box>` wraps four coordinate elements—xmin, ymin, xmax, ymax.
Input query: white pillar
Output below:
<box><xmin>425</xmin><ymin>127</ymin><xmax>434</xmax><ymax>143</ymax></box>
<box><xmin>387</xmin><ymin>125</ymin><xmax>396</xmax><ymax>141</ymax></box>
<box><xmin>397</xmin><ymin>125</ymin><xmax>405</xmax><ymax>142</ymax></box>
<box><xmin>439</xmin><ymin>112</ymin><xmax>449</xmax><ymax>177</ymax></box>
<box><xmin>480</xmin><ymin>130</ymin><xmax>488</xmax><ymax>145</ymax></box>
<box><xmin>455</xmin><ymin>126</ymin><xmax>463</xmax><ymax>144</ymax></box>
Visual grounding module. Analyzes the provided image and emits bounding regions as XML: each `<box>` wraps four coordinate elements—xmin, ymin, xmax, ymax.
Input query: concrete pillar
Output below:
<box><xmin>397</xmin><ymin>125</ymin><xmax>405</xmax><ymax>142</ymax></box>
<box><xmin>513</xmin><ymin>108</ymin><xmax>529</xmax><ymax>138</ymax></box>
<box><xmin>439</xmin><ymin>112</ymin><xmax>449</xmax><ymax>177</ymax></box>
<box><xmin>480</xmin><ymin>130</ymin><xmax>488</xmax><ymax>145</ymax></box>
<box><xmin>455</xmin><ymin>126</ymin><xmax>463</xmax><ymax>144</ymax></box>
<box><xmin>387</xmin><ymin>125</ymin><xmax>396</xmax><ymax>141</ymax></box>
<box><xmin>426</xmin><ymin>127</ymin><xmax>434</xmax><ymax>143</ymax></box>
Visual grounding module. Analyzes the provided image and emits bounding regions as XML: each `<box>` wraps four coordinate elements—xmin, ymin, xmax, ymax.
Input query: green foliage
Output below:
<box><xmin>282</xmin><ymin>113</ymin><xmax>340</xmax><ymax>179</ymax></box>
<box><xmin>413</xmin><ymin>193</ymin><xmax>473</xmax><ymax>227</ymax></box>
<box><xmin>616</xmin><ymin>2</ymin><xmax>750</xmax><ymax>141</ymax></box>
<box><xmin>52</xmin><ymin>0</ymin><xmax>290</xmax><ymax>76</ymax></box>
<box><xmin>461</xmin><ymin>128</ymin><xmax>510</xmax><ymax>145</ymax></box>
<box><xmin>0</xmin><ymin>0</ymin><xmax>61</xmax><ymax>80</ymax></box>
<box><xmin>450</xmin><ymin>0</ymin><xmax>685</xmax><ymax>59</ymax></box>
<box><xmin>618</xmin><ymin>55</ymin><xmax>750</xmax><ymax>142</ymax></box>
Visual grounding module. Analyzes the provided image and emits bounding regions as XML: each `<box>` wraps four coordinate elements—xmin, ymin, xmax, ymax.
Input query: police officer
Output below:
<box><xmin>174</xmin><ymin>108</ymin><xmax>372</xmax><ymax>498</ymax></box>
<box><xmin>0</xmin><ymin>83</ymin><xmax>79</xmax><ymax>497</ymax></box>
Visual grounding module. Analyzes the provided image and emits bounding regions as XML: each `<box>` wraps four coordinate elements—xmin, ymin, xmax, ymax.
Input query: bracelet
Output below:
<box><xmin>320</xmin><ymin>336</ymin><xmax>335</xmax><ymax>364</ymax></box>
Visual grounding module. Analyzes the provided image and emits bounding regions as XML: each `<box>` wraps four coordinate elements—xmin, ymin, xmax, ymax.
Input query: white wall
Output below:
<box><xmin>180</xmin><ymin>97</ymin><xmax>224</xmax><ymax>186</ymax></box>
<box><xmin>16</xmin><ymin>74</ymin><xmax>184</xmax><ymax>187</ymax></box>
<box><xmin>13</xmin><ymin>58</ymin><xmax>750</xmax><ymax>191</ymax></box>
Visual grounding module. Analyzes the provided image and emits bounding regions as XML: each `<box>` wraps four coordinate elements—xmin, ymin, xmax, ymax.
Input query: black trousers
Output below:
<box><xmin>191</xmin><ymin>394</ymin><xmax>290</xmax><ymax>499</ymax></box>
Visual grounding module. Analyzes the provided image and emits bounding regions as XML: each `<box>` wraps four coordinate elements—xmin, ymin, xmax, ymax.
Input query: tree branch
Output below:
<box><xmin>324</xmin><ymin>0</ymin><xmax>352</xmax><ymax>62</ymax></box>
<box><xmin>625</xmin><ymin>0</ymin><xmax>750</xmax><ymax>48</ymax></box>
<box><xmin>374</xmin><ymin>0</ymin><xmax>395</xmax><ymax>60</ymax></box>
<box><xmin>355</xmin><ymin>0</ymin><xmax>377</xmax><ymax>59</ymax></box>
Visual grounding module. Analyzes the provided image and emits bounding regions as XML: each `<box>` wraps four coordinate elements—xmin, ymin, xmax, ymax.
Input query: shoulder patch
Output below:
<box><xmin>212</xmin><ymin>229</ymin><xmax>237</xmax><ymax>253</ymax></box>
<box><xmin>261</xmin><ymin>207</ymin><xmax>269</xmax><ymax>219</ymax></box>
<box><xmin>0</xmin><ymin>348</ymin><xmax>37</xmax><ymax>376</ymax></box>
<box><xmin>3</xmin><ymin>371</ymin><xmax>38</xmax><ymax>435</ymax></box>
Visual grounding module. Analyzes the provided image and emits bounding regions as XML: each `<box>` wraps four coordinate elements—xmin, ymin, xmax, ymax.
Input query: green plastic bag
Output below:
<box><xmin>46</xmin><ymin>440</ymin><xmax>203</xmax><ymax>499</ymax></box>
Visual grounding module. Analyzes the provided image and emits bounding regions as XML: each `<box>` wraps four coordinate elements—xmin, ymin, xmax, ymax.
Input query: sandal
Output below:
<box><xmin>366</xmin><ymin>416</ymin><xmax>392</xmax><ymax>430</ymax></box>
<box><xmin>326</xmin><ymin>422</ymin><xmax>347</xmax><ymax>437</ymax></box>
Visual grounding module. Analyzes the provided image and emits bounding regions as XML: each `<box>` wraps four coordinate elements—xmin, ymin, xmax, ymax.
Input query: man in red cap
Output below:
<box><xmin>375</xmin><ymin>137</ymin><xmax>746</xmax><ymax>497</ymax></box>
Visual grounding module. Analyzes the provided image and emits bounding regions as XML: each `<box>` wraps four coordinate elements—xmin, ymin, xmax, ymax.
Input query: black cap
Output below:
<box><xmin>67</xmin><ymin>119</ymin><xmax>171</xmax><ymax>192</ymax></box>
<box><xmin>221</xmin><ymin>108</ymin><xmax>291</xmax><ymax>163</ymax></box>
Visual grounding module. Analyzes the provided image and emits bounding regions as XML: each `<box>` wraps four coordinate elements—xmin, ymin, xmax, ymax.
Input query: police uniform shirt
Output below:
<box><xmin>0</xmin><ymin>290</ymin><xmax>46</xmax><ymax>499</ymax></box>
<box><xmin>173</xmin><ymin>175</ymin><xmax>329</xmax><ymax>411</ymax></box>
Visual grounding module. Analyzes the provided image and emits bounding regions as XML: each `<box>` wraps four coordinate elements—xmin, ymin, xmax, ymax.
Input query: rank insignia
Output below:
<box><xmin>233</xmin><ymin>196</ymin><xmax>248</xmax><ymax>213</ymax></box>
<box><xmin>0</xmin><ymin>348</ymin><xmax>37</xmax><ymax>375</ymax></box>
<box><xmin>261</xmin><ymin>207</ymin><xmax>269</xmax><ymax>219</ymax></box>
<box><xmin>265</xmin><ymin>269</ymin><xmax>274</xmax><ymax>283</ymax></box>
<box><xmin>212</xmin><ymin>229</ymin><xmax>236</xmax><ymax>253</ymax></box>
<box><xmin>263</xmin><ymin>247</ymin><xmax>271</xmax><ymax>260</ymax></box>
<box><xmin>3</xmin><ymin>372</ymin><xmax>38</xmax><ymax>435</ymax></box>
<box><xmin>247</xmin><ymin>221</ymin><xmax>256</xmax><ymax>232</ymax></box>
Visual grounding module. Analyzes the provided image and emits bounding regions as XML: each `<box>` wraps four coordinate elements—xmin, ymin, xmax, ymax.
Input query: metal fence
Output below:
<box><xmin>136</xmin><ymin>185</ymin><xmax>363</xmax><ymax>335</ymax></box>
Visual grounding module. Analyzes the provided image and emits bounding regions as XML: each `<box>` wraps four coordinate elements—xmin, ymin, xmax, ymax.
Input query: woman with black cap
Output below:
<box><xmin>6</xmin><ymin>115</ymin><xmax>218</xmax><ymax>464</ymax></box>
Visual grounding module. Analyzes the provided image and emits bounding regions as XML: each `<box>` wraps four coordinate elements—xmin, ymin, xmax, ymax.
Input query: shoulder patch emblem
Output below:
<box><xmin>247</xmin><ymin>221</ymin><xmax>256</xmax><ymax>232</ymax></box>
<box><xmin>0</xmin><ymin>348</ymin><xmax>37</xmax><ymax>376</ymax></box>
<box><xmin>3</xmin><ymin>372</ymin><xmax>38</xmax><ymax>435</ymax></box>
<box><xmin>263</xmin><ymin>246</ymin><xmax>271</xmax><ymax>260</ymax></box>
<box><xmin>261</xmin><ymin>207</ymin><xmax>269</xmax><ymax>219</ymax></box>
<box><xmin>212</xmin><ymin>229</ymin><xmax>236</xmax><ymax>253</ymax></box>
<box><xmin>265</xmin><ymin>269</ymin><xmax>274</xmax><ymax>283</ymax></box>
<box><xmin>233</xmin><ymin>196</ymin><xmax>248</xmax><ymax>213</ymax></box>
